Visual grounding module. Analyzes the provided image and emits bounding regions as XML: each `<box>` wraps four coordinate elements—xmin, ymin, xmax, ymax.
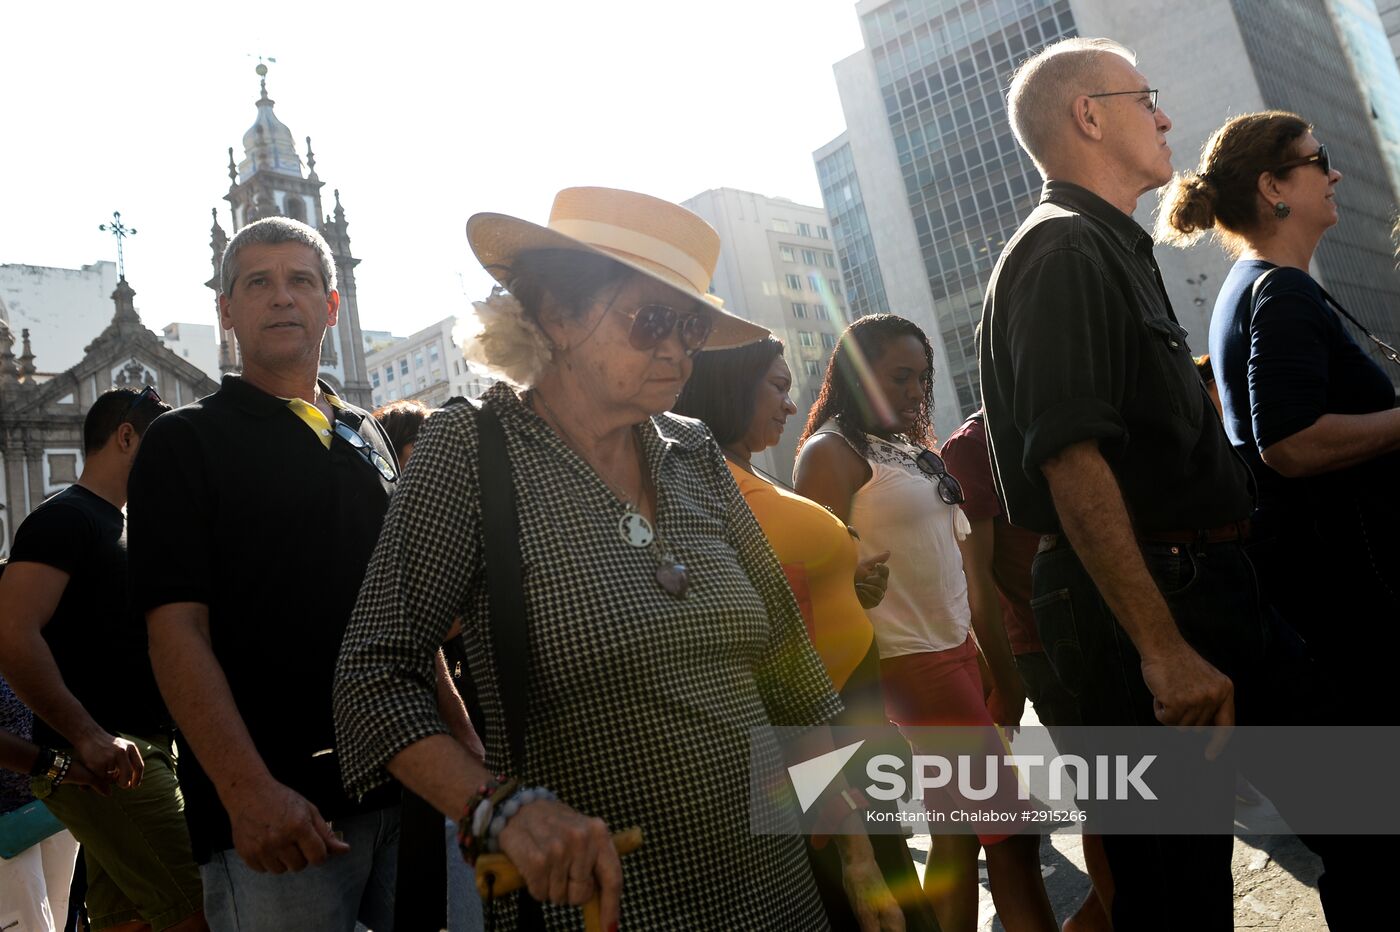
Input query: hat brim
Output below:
<box><xmin>466</xmin><ymin>212</ymin><xmax>769</xmax><ymax>350</ymax></box>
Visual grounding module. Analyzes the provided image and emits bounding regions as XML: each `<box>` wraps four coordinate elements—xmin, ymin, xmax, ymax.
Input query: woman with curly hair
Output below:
<box><xmin>794</xmin><ymin>315</ymin><xmax>1053</xmax><ymax>932</ymax></box>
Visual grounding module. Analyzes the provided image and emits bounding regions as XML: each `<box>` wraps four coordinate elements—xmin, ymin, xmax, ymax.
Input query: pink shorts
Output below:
<box><xmin>880</xmin><ymin>636</ymin><xmax>1017</xmax><ymax>843</ymax></box>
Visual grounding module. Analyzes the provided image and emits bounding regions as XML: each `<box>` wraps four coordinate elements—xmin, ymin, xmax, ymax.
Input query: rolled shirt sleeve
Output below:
<box><xmin>1003</xmin><ymin>248</ymin><xmax>1131</xmax><ymax>476</ymax></box>
<box><xmin>334</xmin><ymin>402</ymin><xmax>480</xmax><ymax>797</ymax></box>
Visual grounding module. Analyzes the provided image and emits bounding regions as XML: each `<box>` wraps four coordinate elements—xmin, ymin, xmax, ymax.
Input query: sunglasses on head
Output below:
<box><xmin>1269</xmin><ymin>144</ymin><xmax>1330</xmax><ymax>176</ymax></box>
<box><xmin>616</xmin><ymin>304</ymin><xmax>714</xmax><ymax>356</ymax></box>
<box><xmin>125</xmin><ymin>384</ymin><xmax>162</xmax><ymax>413</ymax></box>
<box><xmin>915</xmin><ymin>449</ymin><xmax>965</xmax><ymax>506</ymax></box>
<box><xmin>333</xmin><ymin>421</ymin><xmax>398</xmax><ymax>483</ymax></box>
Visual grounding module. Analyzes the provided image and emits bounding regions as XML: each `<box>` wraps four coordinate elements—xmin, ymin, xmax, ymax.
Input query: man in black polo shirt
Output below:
<box><xmin>128</xmin><ymin>217</ymin><xmax>403</xmax><ymax>930</ymax></box>
<box><xmin>979</xmin><ymin>38</ymin><xmax>1259</xmax><ymax>929</ymax></box>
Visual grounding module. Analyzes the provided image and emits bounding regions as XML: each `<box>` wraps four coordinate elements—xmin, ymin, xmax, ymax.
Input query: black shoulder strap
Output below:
<box><xmin>475</xmin><ymin>401</ymin><xmax>531</xmax><ymax>774</ymax></box>
<box><xmin>1251</xmin><ymin>267</ymin><xmax>1400</xmax><ymax>367</ymax></box>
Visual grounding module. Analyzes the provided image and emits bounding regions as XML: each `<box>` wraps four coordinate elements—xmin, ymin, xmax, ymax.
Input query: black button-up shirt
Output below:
<box><xmin>979</xmin><ymin>181</ymin><xmax>1254</xmax><ymax>534</ymax></box>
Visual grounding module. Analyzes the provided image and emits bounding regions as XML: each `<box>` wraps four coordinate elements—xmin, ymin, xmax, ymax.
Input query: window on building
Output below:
<box><xmin>414</xmin><ymin>352</ymin><xmax>425</xmax><ymax>369</ymax></box>
<box><xmin>829</xmin><ymin>278</ymin><xmax>842</xmax><ymax>295</ymax></box>
<box><xmin>796</xmin><ymin>222</ymin><xmax>813</xmax><ymax>237</ymax></box>
<box><xmin>808</xmin><ymin>274</ymin><xmax>822</xmax><ymax>292</ymax></box>
<box><xmin>417</xmin><ymin>376</ymin><xmax>426</xmax><ymax>389</ymax></box>
<box><xmin>779</xmin><ymin>245</ymin><xmax>796</xmax><ymax>262</ymax></box>
<box><xmin>431</xmin><ymin>367</ymin><xmax>442</xmax><ymax>383</ymax></box>
<box><xmin>773</xmin><ymin>219</ymin><xmax>791</xmax><ymax>233</ymax></box>
<box><xmin>284</xmin><ymin>196</ymin><xmax>307</xmax><ymax>223</ymax></box>
<box><xmin>371</xmin><ymin>371</ymin><xmax>381</xmax><ymax>388</ymax></box>
<box><xmin>385</xmin><ymin>366</ymin><xmax>395</xmax><ymax>382</ymax></box>
<box><xmin>822</xmin><ymin>252</ymin><xmax>836</xmax><ymax>268</ymax></box>
<box><xmin>815</xmin><ymin>305</ymin><xmax>830</xmax><ymax>321</ymax></box>
<box><xmin>810</xmin><ymin>387</ymin><xmax>820</xmax><ymax>403</ymax></box>
<box><xmin>818</xmin><ymin>225</ymin><xmax>830</xmax><ymax>240</ymax></box>
<box><xmin>792</xmin><ymin>302</ymin><xmax>807</xmax><ymax>319</ymax></box>
<box><xmin>801</xmin><ymin>248</ymin><xmax>818</xmax><ymax>265</ymax></box>
<box><xmin>798</xmin><ymin>331</ymin><xmax>815</xmax><ymax>347</ymax></box>
<box><xmin>429</xmin><ymin>343</ymin><xmax>440</xmax><ymax>360</ymax></box>
<box><xmin>454</xmin><ymin>359</ymin><xmax>461</xmax><ymax>376</ymax></box>
<box><xmin>821</xmin><ymin>332</ymin><xmax>837</xmax><ymax>350</ymax></box>
<box><xmin>399</xmin><ymin>359</ymin><xmax>409</xmax><ymax>375</ymax></box>
<box><xmin>785</xmin><ymin>274</ymin><xmax>803</xmax><ymax>291</ymax></box>
<box><xmin>804</xmin><ymin>359</ymin><xmax>820</xmax><ymax>376</ymax></box>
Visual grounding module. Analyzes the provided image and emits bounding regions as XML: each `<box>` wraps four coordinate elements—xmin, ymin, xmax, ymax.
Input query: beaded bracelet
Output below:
<box><xmin>484</xmin><ymin>786</ymin><xmax>557</xmax><ymax>853</ymax></box>
<box><xmin>457</xmin><ymin>775</ymin><xmax>519</xmax><ymax>866</ymax></box>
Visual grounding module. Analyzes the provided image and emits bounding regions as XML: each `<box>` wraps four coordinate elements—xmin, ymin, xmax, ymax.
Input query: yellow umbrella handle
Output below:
<box><xmin>476</xmin><ymin>827</ymin><xmax>644</xmax><ymax>932</ymax></box>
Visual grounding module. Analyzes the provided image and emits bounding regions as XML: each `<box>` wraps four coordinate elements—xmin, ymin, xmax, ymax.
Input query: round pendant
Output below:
<box><xmin>618</xmin><ymin>510</ymin><xmax>655</xmax><ymax>549</ymax></box>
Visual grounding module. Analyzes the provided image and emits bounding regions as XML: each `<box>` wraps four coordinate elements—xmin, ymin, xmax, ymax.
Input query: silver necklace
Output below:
<box><xmin>531</xmin><ymin>391</ymin><xmax>688</xmax><ymax>597</ymax></box>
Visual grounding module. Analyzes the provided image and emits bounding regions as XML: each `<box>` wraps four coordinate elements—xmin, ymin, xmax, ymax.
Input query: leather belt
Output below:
<box><xmin>1037</xmin><ymin>520</ymin><xmax>1250</xmax><ymax>555</ymax></box>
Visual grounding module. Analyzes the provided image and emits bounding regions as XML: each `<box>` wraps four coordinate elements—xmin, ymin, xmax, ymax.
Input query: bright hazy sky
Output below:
<box><xmin>1</xmin><ymin>1</ymin><xmax>866</xmax><ymax>339</ymax></box>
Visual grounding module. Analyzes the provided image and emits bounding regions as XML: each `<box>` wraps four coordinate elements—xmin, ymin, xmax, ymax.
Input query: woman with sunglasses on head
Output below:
<box><xmin>335</xmin><ymin>188</ymin><xmax>900</xmax><ymax>931</ymax></box>
<box><xmin>794</xmin><ymin>315</ymin><xmax>1054</xmax><ymax>932</ymax></box>
<box><xmin>1160</xmin><ymin>114</ymin><xmax>1400</xmax><ymax>708</ymax></box>
<box><xmin>673</xmin><ymin>337</ymin><xmax>940</xmax><ymax>932</ymax></box>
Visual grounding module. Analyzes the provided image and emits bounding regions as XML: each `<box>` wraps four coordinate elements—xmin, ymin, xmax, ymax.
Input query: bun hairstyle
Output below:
<box><xmin>1157</xmin><ymin>110</ymin><xmax>1311</xmax><ymax>254</ymax></box>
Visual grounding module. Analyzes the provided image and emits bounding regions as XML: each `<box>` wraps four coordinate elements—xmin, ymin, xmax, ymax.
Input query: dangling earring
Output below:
<box><xmin>1273</xmin><ymin>201</ymin><xmax>1291</xmax><ymax>219</ymax></box>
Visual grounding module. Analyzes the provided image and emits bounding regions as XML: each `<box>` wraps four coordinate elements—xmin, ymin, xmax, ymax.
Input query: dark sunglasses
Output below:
<box><xmin>125</xmin><ymin>385</ymin><xmax>163</xmax><ymax>413</ymax></box>
<box><xmin>915</xmin><ymin>449</ymin><xmax>965</xmax><ymax>506</ymax></box>
<box><xmin>333</xmin><ymin>421</ymin><xmax>398</xmax><ymax>483</ymax></box>
<box><xmin>1269</xmin><ymin>144</ymin><xmax>1330</xmax><ymax>176</ymax></box>
<box><xmin>617</xmin><ymin>304</ymin><xmax>714</xmax><ymax>356</ymax></box>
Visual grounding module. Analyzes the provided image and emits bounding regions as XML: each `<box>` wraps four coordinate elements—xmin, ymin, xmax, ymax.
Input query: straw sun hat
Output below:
<box><xmin>464</xmin><ymin>187</ymin><xmax>769</xmax><ymax>365</ymax></box>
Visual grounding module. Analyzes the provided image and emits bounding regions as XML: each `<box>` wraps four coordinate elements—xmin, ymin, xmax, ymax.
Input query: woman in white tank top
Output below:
<box><xmin>794</xmin><ymin>315</ymin><xmax>1055</xmax><ymax>932</ymax></box>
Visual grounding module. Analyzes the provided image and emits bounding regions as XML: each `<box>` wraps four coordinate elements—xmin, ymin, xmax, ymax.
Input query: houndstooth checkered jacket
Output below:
<box><xmin>335</xmin><ymin>383</ymin><xmax>841</xmax><ymax>930</ymax></box>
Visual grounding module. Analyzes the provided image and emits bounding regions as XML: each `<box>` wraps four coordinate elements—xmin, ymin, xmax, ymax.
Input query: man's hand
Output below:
<box><xmin>496</xmin><ymin>799</ymin><xmax>622</xmax><ymax>931</ymax></box>
<box><xmin>225</xmin><ymin>778</ymin><xmax>350</xmax><ymax>873</ymax></box>
<box><xmin>838</xmin><ymin>839</ymin><xmax>905</xmax><ymax>931</ymax></box>
<box><xmin>854</xmin><ymin>551</ymin><xmax>891</xmax><ymax>609</ymax></box>
<box><xmin>1141</xmin><ymin>641</ymin><xmax>1235</xmax><ymax>757</ymax></box>
<box><xmin>63</xmin><ymin>757</ymin><xmax>112</xmax><ymax>796</ymax></box>
<box><xmin>74</xmin><ymin>732</ymin><xmax>143</xmax><ymax>790</ymax></box>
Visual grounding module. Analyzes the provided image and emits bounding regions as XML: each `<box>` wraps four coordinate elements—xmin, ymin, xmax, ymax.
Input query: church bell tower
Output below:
<box><xmin>206</xmin><ymin>63</ymin><xmax>372</xmax><ymax>406</ymax></box>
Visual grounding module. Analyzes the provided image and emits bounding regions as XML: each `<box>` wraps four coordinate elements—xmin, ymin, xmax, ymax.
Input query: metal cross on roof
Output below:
<box><xmin>99</xmin><ymin>211</ymin><xmax>137</xmax><ymax>280</ymax></box>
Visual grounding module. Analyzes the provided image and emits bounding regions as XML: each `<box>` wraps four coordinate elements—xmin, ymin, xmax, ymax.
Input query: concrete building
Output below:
<box><xmin>367</xmin><ymin>316</ymin><xmax>493</xmax><ymax>410</ymax></box>
<box><xmin>681</xmin><ymin>188</ymin><xmax>848</xmax><ymax>480</ymax></box>
<box><xmin>160</xmin><ymin>321</ymin><xmax>220</xmax><ymax>383</ymax></box>
<box><xmin>0</xmin><ymin>261</ymin><xmax>122</xmax><ymax>376</ymax></box>
<box><xmin>817</xmin><ymin>0</ymin><xmax>1400</xmax><ymax>439</ymax></box>
<box><xmin>205</xmin><ymin>65</ymin><xmax>374</xmax><ymax>407</ymax></box>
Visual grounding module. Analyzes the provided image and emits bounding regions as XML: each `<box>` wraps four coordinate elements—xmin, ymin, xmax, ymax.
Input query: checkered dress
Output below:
<box><xmin>335</xmin><ymin>384</ymin><xmax>841</xmax><ymax>930</ymax></box>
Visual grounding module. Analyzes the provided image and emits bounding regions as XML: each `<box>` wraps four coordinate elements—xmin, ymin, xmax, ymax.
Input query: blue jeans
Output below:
<box><xmin>1030</xmin><ymin>538</ymin><xmax>1268</xmax><ymax>932</ymax></box>
<box><xmin>201</xmin><ymin>806</ymin><xmax>398</xmax><ymax>932</ymax></box>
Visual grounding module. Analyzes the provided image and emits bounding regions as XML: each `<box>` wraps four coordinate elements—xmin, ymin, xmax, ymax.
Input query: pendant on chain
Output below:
<box><xmin>616</xmin><ymin>506</ymin><xmax>687</xmax><ymax>598</ymax></box>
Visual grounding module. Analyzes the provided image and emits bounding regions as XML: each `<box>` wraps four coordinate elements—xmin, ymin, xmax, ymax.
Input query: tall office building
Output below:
<box><xmin>818</xmin><ymin>0</ymin><xmax>1400</xmax><ymax>438</ymax></box>
<box><xmin>681</xmin><ymin>188</ymin><xmax>848</xmax><ymax>480</ymax></box>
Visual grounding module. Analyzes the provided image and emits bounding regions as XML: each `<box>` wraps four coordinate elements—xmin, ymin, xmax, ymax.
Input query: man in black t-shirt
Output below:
<box><xmin>0</xmin><ymin>387</ymin><xmax>207</xmax><ymax>931</ymax></box>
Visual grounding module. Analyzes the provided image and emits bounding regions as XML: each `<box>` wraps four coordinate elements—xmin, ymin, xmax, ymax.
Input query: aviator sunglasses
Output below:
<box><xmin>914</xmin><ymin>448</ymin><xmax>965</xmax><ymax>506</ymax></box>
<box><xmin>616</xmin><ymin>304</ymin><xmax>714</xmax><ymax>356</ymax></box>
<box><xmin>333</xmin><ymin>421</ymin><xmax>398</xmax><ymax>483</ymax></box>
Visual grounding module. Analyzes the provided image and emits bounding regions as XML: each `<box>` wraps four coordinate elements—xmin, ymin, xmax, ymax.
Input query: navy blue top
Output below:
<box><xmin>1209</xmin><ymin>259</ymin><xmax>1398</xmax><ymax>530</ymax></box>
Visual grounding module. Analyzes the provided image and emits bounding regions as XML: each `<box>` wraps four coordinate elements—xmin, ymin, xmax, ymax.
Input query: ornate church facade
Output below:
<box><xmin>0</xmin><ymin>68</ymin><xmax>369</xmax><ymax>553</ymax></box>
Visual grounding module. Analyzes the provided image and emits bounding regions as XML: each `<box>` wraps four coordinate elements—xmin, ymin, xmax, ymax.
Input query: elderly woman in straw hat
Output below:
<box><xmin>334</xmin><ymin>188</ymin><xmax>902</xmax><ymax>930</ymax></box>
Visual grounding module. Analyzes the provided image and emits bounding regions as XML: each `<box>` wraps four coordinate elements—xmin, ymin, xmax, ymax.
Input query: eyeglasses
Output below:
<box><xmin>1269</xmin><ymin>144</ymin><xmax>1330</xmax><ymax>176</ymax></box>
<box><xmin>333</xmin><ymin>421</ymin><xmax>398</xmax><ymax>483</ymax></box>
<box><xmin>616</xmin><ymin>304</ymin><xmax>714</xmax><ymax>356</ymax></box>
<box><xmin>1087</xmin><ymin>88</ymin><xmax>1159</xmax><ymax>112</ymax></box>
<box><xmin>125</xmin><ymin>385</ymin><xmax>162</xmax><ymax>414</ymax></box>
<box><xmin>914</xmin><ymin>449</ymin><xmax>965</xmax><ymax>506</ymax></box>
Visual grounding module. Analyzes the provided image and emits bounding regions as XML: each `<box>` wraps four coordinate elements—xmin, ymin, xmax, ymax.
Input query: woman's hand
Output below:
<box><xmin>837</xmin><ymin>837</ymin><xmax>905</xmax><ymax>931</ymax></box>
<box><xmin>854</xmin><ymin>551</ymin><xmax>892</xmax><ymax>609</ymax></box>
<box><xmin>496</xmin><ymin>799</ymin><xmax>622</xmax><ymax>928</ymax></box>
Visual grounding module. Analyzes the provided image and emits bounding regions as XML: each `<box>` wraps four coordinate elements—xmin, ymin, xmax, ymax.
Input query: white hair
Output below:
<box><xmin>1007</xmin><ymin>37</ymin><xmax>1137</xmax><ymax>173</ymax></box>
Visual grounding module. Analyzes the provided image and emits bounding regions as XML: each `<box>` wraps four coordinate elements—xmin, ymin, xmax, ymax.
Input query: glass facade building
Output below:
<box><xmin>816</xmin><ymin>138</ymin><xmax>891</xmax><ymax>320</ymax></box>
<box><xmin>845</xmin><ymin>0</ymin><xmax>1077</xmax><ymax>414</ymax></box>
